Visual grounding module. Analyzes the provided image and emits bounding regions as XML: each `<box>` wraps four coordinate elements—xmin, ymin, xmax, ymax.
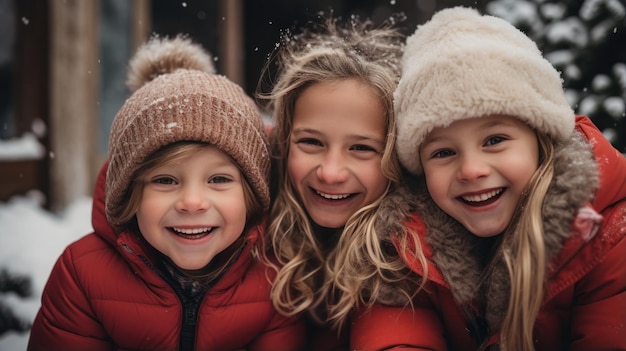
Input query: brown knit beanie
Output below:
<box><xmin>106</xmin><ymin>35</ymin><xmax>270</xmax><ymax>225</ymax></box>
<box><xmin>395</xmin><ymin>7</ymin><xmax>575</xmax><ymax>175</ymax></box>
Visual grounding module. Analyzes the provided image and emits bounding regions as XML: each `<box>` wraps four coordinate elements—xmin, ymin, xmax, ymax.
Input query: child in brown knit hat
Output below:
<box><xmin>28</xmin><ymin>35</ymin><xmax>305</xmax><ymax>351</ymax></box>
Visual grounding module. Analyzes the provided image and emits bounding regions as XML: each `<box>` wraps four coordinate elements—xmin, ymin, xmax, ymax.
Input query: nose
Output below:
<box><xmin>456</xmin><ymin>152</ymin><xmax>490</xmax><ymax>182</ymax></box>
<box><xmin>315</xmin><ymin>150</ymin><xmax>349</xmax><ymax>184</ymax></box>
<box><xmin>175</xmin><ymin>185</ymin><xmax>210</xmax><ymax>213</ymax></box>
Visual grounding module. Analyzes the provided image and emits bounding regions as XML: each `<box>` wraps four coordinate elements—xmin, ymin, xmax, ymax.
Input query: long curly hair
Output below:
<box><xmin>255</xmin><ymin>15</ymin><xmax>422</xmax><ymax>329</ymax></box>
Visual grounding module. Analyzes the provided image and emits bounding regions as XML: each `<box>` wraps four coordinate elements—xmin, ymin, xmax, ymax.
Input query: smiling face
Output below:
<box><xmin>287</xmin><ymin>79</ymin><xmax>389</xmax><ymax>229</ymax></box>
<box><xmin>136</xmin><ymin>145</ymin><xmax>247</xmax><ymax>270</ymax></box>
<box><xmin>419</xmin><ymin>115</ymin><xmax>539</xmax><ymax>237</ymax></box>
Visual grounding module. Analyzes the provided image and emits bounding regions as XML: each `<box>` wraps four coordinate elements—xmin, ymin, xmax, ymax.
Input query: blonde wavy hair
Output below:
<box><xmin>255</xmin><ymin>15</ymin><xmax>423</xmax><ymax>329</ymax></box>
<box><xmin>494</xmin><ymin>132</ymin><xmax>554</xmax><ymax>351</ymax></box>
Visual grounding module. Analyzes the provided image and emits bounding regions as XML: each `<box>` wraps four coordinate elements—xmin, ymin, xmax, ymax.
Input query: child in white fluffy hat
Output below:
<box><xmin>350</xmin><ymin>7</ymin><xmax>626</xmax><ymax>351</ymax></box>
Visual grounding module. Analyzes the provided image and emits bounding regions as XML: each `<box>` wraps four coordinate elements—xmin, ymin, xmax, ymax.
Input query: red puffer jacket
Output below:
<box><xmin>351</xmin><ymin>116</ymin><xmax>626</xmax><ymax>350</ymax></box>
<box><xmin>575</xmin><ymin>116</ymin><xmax>626</xmax><ymax>210</ymax></box>
<box><xmin>353</xmin><ymin>203</ymin><xmax>626</xmax><ymax>351</ymax></box>
<box><xmin>28</xmin><ymin>162</ymin><xmax>306</xmax><ymax>351</ymax></box>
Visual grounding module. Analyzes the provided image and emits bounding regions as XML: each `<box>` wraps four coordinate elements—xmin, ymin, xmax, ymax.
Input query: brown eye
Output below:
<box><xmin>297</xmin><ymin>138</ymin><xmax>322</xmax><ymax>146</ymax></box>
<box><xmin>209</xmin><ymin>176</ymin><xmax>231</xmax><ymax>184</ymax></box>
<box><xmin>152</xmin><ymin>177</ymin><xmax>176</xmax><ymax>185</ymax></box>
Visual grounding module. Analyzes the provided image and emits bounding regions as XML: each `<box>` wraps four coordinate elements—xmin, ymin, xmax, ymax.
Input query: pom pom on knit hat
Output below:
<box><xmin>394</xmin><ymin>7</ymin><xmax>575</xmax><ymax>175</ymax></box>
<box><xmin>125</xmin><ymin>35</ymin><xmax>216</xmax><ymax>92</ymax></box>
<box><xmin>106</xmin><ymin>35</ymin><xmax>270</xmax><ymax>225</ymax></box>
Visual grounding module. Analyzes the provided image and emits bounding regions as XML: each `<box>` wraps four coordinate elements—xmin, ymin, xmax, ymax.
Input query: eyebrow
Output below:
<box><xmin>291</xmin><ymin>127</ymin><xmax>385</xmax><ymax>145</ymax></box>
<box><xmin>479</xmin><ymin>118</ymin><xmax>519</xmax><ymax>129</ymax></box>
<box><xmin>290</xmin><ymin>127</ymin><xmax>321</xmax><ymax>136</ymax></box>
<box><xmin>424</xmin><ymin>117</ymin><xmax>520</xmax><ymax>144</ymax></box>
<box><xmin>422</xmin><ymin>134</ymin><xmax>444</xmax><ymax>146</ymax></box>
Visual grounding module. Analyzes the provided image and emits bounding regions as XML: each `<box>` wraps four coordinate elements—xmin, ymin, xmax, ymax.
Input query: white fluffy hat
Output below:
<box><xmin>394</xmin><ymin>7</ymin><xmax>575</xmax><ymax>175</ymax></box>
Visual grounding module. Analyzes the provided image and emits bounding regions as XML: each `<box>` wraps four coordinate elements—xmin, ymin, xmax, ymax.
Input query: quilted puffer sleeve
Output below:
<box><xmin>28</xmin><ymin>244</ymin><xmax>113</xmax><ymax>351</ymax></box>
<box><xmin>568</xmin><ymin>200</ymin><xmax>626</xmax><ymax>350</ymax></box>
<box><xmin>248</xmin><ymin>313</ymin><xmax>306</xmax><ymax>351</ymax></box>
<box><xmin>350</xmin><ymin>298</ymin><xmax>447</xmax><ymax>351</ymax></box>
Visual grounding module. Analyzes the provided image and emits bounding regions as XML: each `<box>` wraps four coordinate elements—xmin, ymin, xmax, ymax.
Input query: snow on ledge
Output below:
<box><xmin>0</xmin><ymin>133</ymin><xmax>45</xmax><ymax>160</ymax></box>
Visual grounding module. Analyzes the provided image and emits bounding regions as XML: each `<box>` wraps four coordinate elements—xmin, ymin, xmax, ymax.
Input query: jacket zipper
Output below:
<box><xmin>131</xmin><ymin>250</ymin><xmax>204</xmax><ymax>351</ymax></box>
<box><xmin>125</xmin><ymin>241</ymin><xmax>241</xmax><ymax>350</ymax></box>
<box><xmin>157</xmin><ymin>264</ymin><xmax>204</xmax><ymax>351</ymax></box>
<box><xmin>178</xmin><ymin>297</ymin><xmax>200</xmax><ymax>351</ymax></box>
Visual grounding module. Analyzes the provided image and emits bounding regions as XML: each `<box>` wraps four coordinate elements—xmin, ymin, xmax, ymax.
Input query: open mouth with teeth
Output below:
<box><xmin>459</xmin><ymin>188</ymin><xmax>504</xmax><ymax>207</ymax></box>
<box><xmin>315</xmin><ymin>190</ymin><xmax>353</xmax><ymax>200</ymax></box>
<box><xmin>169</xmin><ymin>227</ymin><xmax>214</xmax><ymax>239</ymax></box>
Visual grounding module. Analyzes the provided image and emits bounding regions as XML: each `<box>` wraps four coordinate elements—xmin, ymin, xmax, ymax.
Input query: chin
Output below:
<box><xmin>469</xmin><ymin>227</ymin><xmax>505</xmax><ymax>238</ymax></box>
<box><xmin>312</xmin><ymin>217</ymin><xmax>347</xmax><ymax>229</ymax></box>
<box><xmin>175</xmin><ymin>259</ymin><xmax>211</xmax><ymax>271</ymax></box>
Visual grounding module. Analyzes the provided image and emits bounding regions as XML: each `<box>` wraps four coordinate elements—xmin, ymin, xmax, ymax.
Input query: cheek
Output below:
<box><xmin>214</xmin><ymin>191</ymin><xmax>248</xmax><ymax>241</ymax></box>
<box><xmin>136</xmin><ymin>196</ymin><xmax>156</xmax><ymax>224</ymax></box>
<box><xmin>135</xmin><ymin>205</ymin><xmax>157</xmax><ymax>242</ymax></box>
<box><xmin>228</xmin><ymin>192</ymin><xmax>249</xmax><ymax>223</ymax></box>
<box><xmin>424</xmin><ymin>169</ymin><xmax>449</xmax><ymax>203</ymax></box>
<box><xmin>365</xmin><ymin>162</ymin><xmax>388</xmax><ymax>198</ymax></box>
<box><xmin>510</xmin><ymin>151</ymin><xmax>539</xmax><ymax>191</ymax></box>
<box><xmin>515</xmin><ymin>168</ymin><xmax>537</xmax><ymax>195</ymax></box>
<box><xmin>286</xmin><ymin>150</ymin><xmax>307</xmax><ymax>187</ymax></box>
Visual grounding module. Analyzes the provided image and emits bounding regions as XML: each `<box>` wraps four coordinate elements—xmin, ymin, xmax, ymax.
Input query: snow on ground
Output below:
<box><xmin>0</xmin><ymin>191</ymin><xmax>93</xmax><ymax>350</ymax></box>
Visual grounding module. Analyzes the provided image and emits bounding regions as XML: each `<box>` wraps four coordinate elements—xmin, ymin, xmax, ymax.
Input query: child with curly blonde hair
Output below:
<box><xmin>257</xmin><ymin>16</ymin><xmax>419</xmax><ymax>350</ymax></box>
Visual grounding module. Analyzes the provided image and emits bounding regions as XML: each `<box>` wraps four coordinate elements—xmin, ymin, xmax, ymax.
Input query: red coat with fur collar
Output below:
<box><xmin>351</xmin><ymin>116</ymin><xmax>626</xmax><ymax>350</ymax></box>
<box><xmin>28</xmin><ymin>162</ymin><xmax>306</xmax><ymax>351</ymax></box>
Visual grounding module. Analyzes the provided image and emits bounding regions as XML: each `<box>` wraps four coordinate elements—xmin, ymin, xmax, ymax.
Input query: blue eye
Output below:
<box><xmin>485</xmin><ymin>136</ymin><xmax>506</xmax><ymax>146</ymax></box>
<box><xmin>432</xmin><ymin>149</ymin><xmax>455</xmax><ymax>158</ymax></box>
<box><xmin>351</xmin><ymin>144</ymin><xmax>377</xmax><ymax>152</ymax></box>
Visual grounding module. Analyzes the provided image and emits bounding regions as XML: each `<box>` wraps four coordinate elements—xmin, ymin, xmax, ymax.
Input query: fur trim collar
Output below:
<box><xmin>378</xmin><ymin>131</ymin><xmax>598</xmax><ymax>330</ymax></box>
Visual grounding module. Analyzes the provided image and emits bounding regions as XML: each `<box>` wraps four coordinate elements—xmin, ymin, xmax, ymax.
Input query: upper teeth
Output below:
<box><xmin>462</xmin><ymin>189</ymin><xmax>503</xmax><ymax>202</ymax></box>
<box><xmin>172</xmin><ymin>227</ymin><xmax>212</xmax><ymax>234</ymax></box>
<box><xmin>316</xmin><ymin>191</ymin><xmax>350</xmax><ymax>200</ymax></box>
